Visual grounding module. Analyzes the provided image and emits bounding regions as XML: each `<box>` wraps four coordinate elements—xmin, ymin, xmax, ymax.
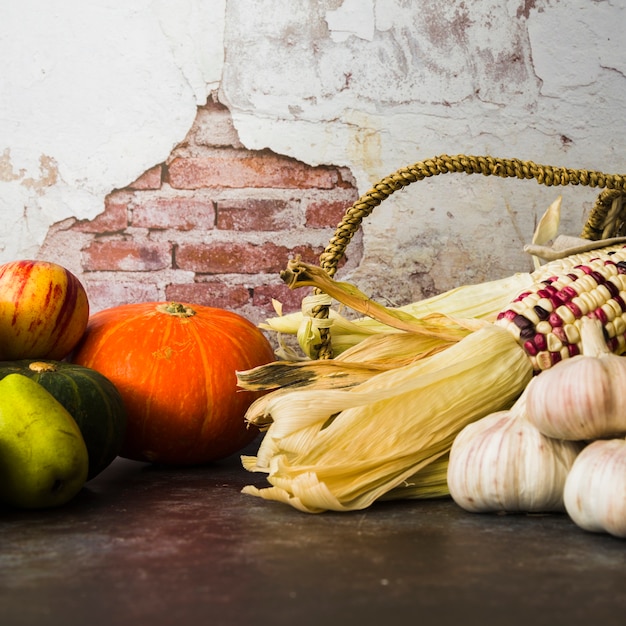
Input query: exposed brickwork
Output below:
<box><xmin>38</xmin><ymin>96</ymin><xmax>360</xmax><ymax>328</ymax></box>
<box><xmin>164</xmin><ymin>281</ymin><xmax>251</xmax><ymax>310</ymax></box>
<box><xmin>167</xmin><ymin>153</ymin><xmax>341</xmax><ymax>190</ymax></box>
<box><xmin>215</xmin><ymin>198</ymin><xmax>296</xmax><ymax>231</ymax></box>
<box><xmin>73</xmin><ymin>193</ymin><xmax>130</xmax><ymax>233</ymax></box>
<box><xmin>127</xmin><ymin>164</ymin><xmax>164</xmax><ymax>190</ymax></box>
<box><xmin>82</xmin><ymin>239</ymin><xmax>173</xmax><ymax>272</ymax></box>
<box><xmin>175</xmin><ymin>242</ymin><xmax>322</xmax><ymax>274</ymax></box>
<box><xmin>82</xmin><ymin>277</ymin><xmax>162</xmax><ymax>313</ymax></box>
<box><xmin>252</xmin><ymin>282</ymin><xmax>309</xmax><ymax>312</ymax></box>
<box><xmin>305</xmin><ymin>197</ymin><xmax>355</xmax><ymax>228</ymax></box>
<box><xmin>130</xmin><ymin>196</ymin><xmax>216</xmax><ymax>231</ymax></box>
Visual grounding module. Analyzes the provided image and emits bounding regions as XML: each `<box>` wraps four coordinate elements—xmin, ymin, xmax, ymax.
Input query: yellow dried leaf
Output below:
<box><xmin>241</xmin><ymin>325</ymin><xmax>532</xmax><ymax>512</ymax></box>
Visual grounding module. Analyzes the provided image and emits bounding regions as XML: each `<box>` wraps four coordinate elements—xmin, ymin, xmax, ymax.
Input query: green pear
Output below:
<box><xmin>0</xmin><ymin>373</ymin><xmax>89</xmax><ymax>508</ymax></box>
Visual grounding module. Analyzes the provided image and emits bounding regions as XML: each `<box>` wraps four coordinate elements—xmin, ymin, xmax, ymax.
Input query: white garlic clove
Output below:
<box><xmin>564</xmin><ymin>438</ymin><xmax>626</xmax><ymax>538</ymax></box>
<box><xmin>447</xmin><ymin>409</ymin><xmax>583</xmax><ymax>514</ymax></box>
<box><xmin>525</xmin><ymin>317</ymin><xmax>626</xmax><ymax>441</ymax></box>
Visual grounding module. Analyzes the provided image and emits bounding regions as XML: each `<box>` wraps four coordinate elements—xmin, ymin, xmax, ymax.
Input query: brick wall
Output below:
<box><xmin>39</xmin><ymin>96</ymin><xmax>360</xmax><ymax>327</ymax></box>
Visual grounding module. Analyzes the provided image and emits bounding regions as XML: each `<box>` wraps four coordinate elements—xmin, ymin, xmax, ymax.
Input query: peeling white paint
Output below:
<box><xmin>325</xmin><ymin>0</ymin><xmax>376</xmax><ymax>43</ymax></box>
<box><xmin>0</xmin><ymin>0</ymin><xmax>223</xmax><ymax>260</ymax></box>
<box><xmin>528</xmin><ymin>1</ymin><xmax>625</xmax><ymax>96</ymax></box>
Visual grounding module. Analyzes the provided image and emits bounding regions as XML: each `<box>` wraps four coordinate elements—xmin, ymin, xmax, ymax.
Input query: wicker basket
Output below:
<box><xmin>297</xmin><ymin>154</ymin><xmax>626</xmax><ymax>359</ymax></box>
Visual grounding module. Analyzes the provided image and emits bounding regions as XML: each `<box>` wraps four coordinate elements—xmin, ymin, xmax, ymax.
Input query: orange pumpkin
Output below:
<box><xmin>70</xmin><ymin>301</ymin><xmax>275</xmax><ymax>465</ymax></box>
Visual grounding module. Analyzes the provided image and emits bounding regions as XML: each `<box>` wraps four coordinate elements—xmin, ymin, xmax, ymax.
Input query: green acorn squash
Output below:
<box><xmin>0</xmin><ymin>360</ymin><xmax>127</xmax><ymax>480</ymax></box>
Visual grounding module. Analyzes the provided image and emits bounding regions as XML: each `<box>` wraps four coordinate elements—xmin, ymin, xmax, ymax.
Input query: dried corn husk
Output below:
<box><xmin>238</xmin><ymin>330</ymin><xmax>468</xmax><ymax>430</ymax></box>
<box><xmin>263</xmin><ymin>271</ymin><xmax>537</xmax><ymax>358</ymax></box>
<box><xmin>240</xmin><ymin>324</ymin><xmax>532</xmax><ymax>513</ymax></box>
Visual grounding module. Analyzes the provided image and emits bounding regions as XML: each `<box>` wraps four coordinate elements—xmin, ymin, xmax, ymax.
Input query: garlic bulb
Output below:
<box><xmin>447</xmin><ymin>397</ymin><xmax>584</xmax><ymax>513</ymax></box>
<box><xmin>564</xmin><ymin>438</ymin><xmax>626</xmax><ymax>538</ymax></box>
<box><xmin>525</xmin><ymin>317</ymin><xmax>626</xmax><ymax>440</ymax></box>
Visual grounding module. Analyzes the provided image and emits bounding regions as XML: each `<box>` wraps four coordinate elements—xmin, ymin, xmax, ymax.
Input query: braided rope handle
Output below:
<box><xmin>309</xmin><ymin>154</ymin><xmax>626</xmax><ymax>359</ymax></box>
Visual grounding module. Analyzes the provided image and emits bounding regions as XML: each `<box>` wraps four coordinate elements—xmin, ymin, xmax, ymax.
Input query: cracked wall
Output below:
<box><xmin>2</xmin><ymin>0</ymin><xmax>625</xmax><ymax>318</ymax></box>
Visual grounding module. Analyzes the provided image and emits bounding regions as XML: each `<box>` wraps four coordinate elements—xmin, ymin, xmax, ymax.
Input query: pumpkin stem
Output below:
<box><xmin>28</xmin><ymin>361</ymin><xmax>58</xmax><ymax>373</ymax></box>
<box><xmin>157</xmin><ymin>302</ymin><xmax>197</xmax><ymax>318</ymax></box>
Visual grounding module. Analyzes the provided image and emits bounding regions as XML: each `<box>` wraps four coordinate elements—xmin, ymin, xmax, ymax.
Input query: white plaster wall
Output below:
<box><xmin>1</xmin><ymin>0</ymin><xmax>625</xmax><ymax>300</ymax></box>
<box><xmin>220</xmin><ymin>0</ymin><xmax>626</xmax><ymax>299</ymax></box>
<box><xmin>0</xmin><ymin>0</ymin><xmax>224</xmax><ymax>260</ymax></box>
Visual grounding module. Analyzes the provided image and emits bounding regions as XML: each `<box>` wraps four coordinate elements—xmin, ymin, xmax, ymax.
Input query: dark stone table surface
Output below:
<box><xmin>2</xmin><ymin>437</ymin><xmax>625</xmax><ymax>626</ymax></box>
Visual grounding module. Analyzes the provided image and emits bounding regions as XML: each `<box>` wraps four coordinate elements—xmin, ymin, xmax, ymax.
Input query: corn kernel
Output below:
<box><xmin>521</xmin><ymin>307</ymin><xmax>540</xmax><ymax>325</ymax></box>
<box><xmin>508</xmin><ymin>301</ymin><xmax>539</xmax><ymax>325</ymax></box>
<box><xmin>546</xmin><ymin>332</ymin><xmax>563</xmax><ymax>352</ymax></box>
<box><xmin>596</xmin><ymin>284</ymin><xmax>612</xmax><ymax>301</ymax></box>
<box><xmin>610</xmin><ymin>275</ymin><xmax>626</xmax><ymax>292</ymax></box>
<box><xmin>553</xmin><ymin>274</ymin><xmax>574</xmax><ymax>287</ymax></box>
<box><xmin>575</xmin><ymin>291</ymin><xmax>593</xmax><ymax>311</ymax></box>
<box><xmin>604</xmin><ymin>300</ymin><xmax>622</xmax><ymax>320</ymax></box>
<box><xmin>555</xmin><ymin>305</ymin><xmax>576</xmax><ymax>324</ymax></box>
<box><xmin>536</xmin><ymin>320</ymin><xmax>553</xmax><ymax>335</ymax></box>
<box><xmin>571</xmin><ymin>296</ymin><xmax>589</xmax><ymax>315</ymax></box>
<box><xmin>576</xmin><ymin>274</ymin><xmax>599</xmax><ymax>294</ymax></box>
<box><xmin>535</xmin><ymin>351</ymin><xmax>553</xmax><ymax>371</ymax></box>
<box><xmin>520</xmin><ymin>292</ymin><xmax>540</xmax><ymax>307</ymax></box>
<box><xmin>563</xmin><ymin>324</ymin><xmax>580</xmax><ymax>344</ymax></box>
<box><xmin>536</xmin><ymin>297</ymin><xmax>554</xmax><ymax>312</ymax></box>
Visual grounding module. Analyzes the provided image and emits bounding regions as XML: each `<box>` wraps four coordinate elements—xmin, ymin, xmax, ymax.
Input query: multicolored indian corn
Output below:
<box><xmin>495</xmin><ymin>245</ymin><xmax>626</xmax><ymax>371</ymax></box>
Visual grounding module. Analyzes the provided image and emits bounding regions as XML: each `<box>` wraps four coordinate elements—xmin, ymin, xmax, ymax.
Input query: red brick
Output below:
<box><xmin>175</xmin><ymin>242</ymin><xmax>323</xmax><ymax>274</ymax></box>
<box><xmin>82</xmin><ymin>239</ymin><xmax>172</xmax><ymax>272</ymax></box>
<box><xmin>252</xmin><ymin>282</ymin><xmax>305</xmax><ymax>314</ymax></box>
<box><xmin>131</xmin><ymin>196</ymin><xmax>216</xmax><ymax>231</ymax></box>
<box><xmin>216</xmin><ymin>198</ymin><xmax>296</xmax><ymax>231</ymax></box>
<box><xmin>305</xmin><ymin>199</ymin><xmax>353</xmax><ymax>228</ymax></box>
<box><xmin>83</xmin><ymin>278</ymin><xmax>161</xmax><ymax>311</ymax></box>
<box><xmin>127</xmin><ymin>165</ymin><xmax>163</xmax><ymax>190</ymax></box>
<box><xmin>164</xmin><ymin>281</ymin><xmax>251</xmax><ymax>309</ymax></box>
<box><xmin>167</xmin><ymin>154</ymin><xmax>340</xmax><ymax>190</ymax></box>
<box><xmin>73</xmin><ymin>193</ymin><xmax>129</xmax><ymax>233</ymax></box>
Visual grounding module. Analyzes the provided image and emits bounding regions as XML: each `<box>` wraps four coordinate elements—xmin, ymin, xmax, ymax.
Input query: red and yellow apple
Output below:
<box><xmin>0</xmin><ymin>260</ymin><xmax>89</xmax><ymax>360</ymax></box>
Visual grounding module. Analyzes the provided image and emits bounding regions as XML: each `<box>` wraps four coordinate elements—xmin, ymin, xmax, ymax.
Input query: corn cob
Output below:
<box><xmin>238</xmin><ymin>244</ymin><xmax>626</xmax><ymax>513</ymax></box>
<box><xmin>496</xmin><ymin>244</ymin><xmax>626</xmax><ymax>371</ymax></box>
<box><xmin>241</xmin><ymin>323</ymin><xmax>532</xmax><ymax>512</ymax></box>
<box><xmin>261</xmin><ymin>272</ymin><xmax>537</xmax><ymax>358</ymax></box>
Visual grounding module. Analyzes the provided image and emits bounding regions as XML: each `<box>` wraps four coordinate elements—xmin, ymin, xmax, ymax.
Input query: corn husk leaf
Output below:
<box><xmin>239</xmin><ymin>330</ymin><xmax>467</xmax><ymax>429</ymax></box>
<box><xmin>241</xmin><ymin>313</ymin><xmax>481</xmax><ymax>393</ymax></box>
<box><xmin>262</xmin><ymin>271</ymin><xmax>536</xmax><ymax>358</ymax></box>
<box><xmin>240</xmin><ymin>324</ymin><xmax>532</xmax><ymax>513</ymax></box>
<box><xmin>381</xmin><ymin>453</ymin><xmax>449</xmax><ymax>501</ymax></box>
<box><xmin>530</xmin><ymin>196</ymin><xmax>562</xmax><ymax>269</ymax></box>
<box><xmin>280</xmin><ymin>259</ymin><xmax>481</xmax><ymax>340</ymax></box>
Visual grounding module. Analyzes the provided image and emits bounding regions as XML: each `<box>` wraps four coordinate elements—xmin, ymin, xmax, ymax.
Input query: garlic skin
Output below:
<box><xmin>525</xmin><ymin>317</ymin><xmax>626</xmax><ymax>441</ymax></box>
<box><xmin>564</xmin><ymin>438</ymin><xmax>626</xmax><ymax>538</ymax></box>
<box><xmin>447</xmin><ymin>406</ymin><xmax>584</xmax><ymax>514</ymax></box>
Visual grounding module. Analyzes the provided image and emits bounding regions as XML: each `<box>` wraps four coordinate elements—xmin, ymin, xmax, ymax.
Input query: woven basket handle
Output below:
<box><xmin>310</xmin><ymin>154</ymin><xmax>626</xmax><ymax>359</ymax></box>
